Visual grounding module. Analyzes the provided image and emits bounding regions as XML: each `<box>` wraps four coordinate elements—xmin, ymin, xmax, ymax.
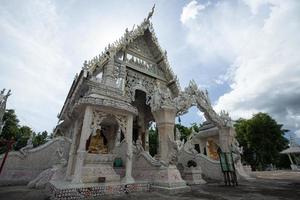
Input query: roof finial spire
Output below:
<box><xmin>146</xmin><ymin>4</ymin><xmax>155</xmax><ymax>21</ymax></box>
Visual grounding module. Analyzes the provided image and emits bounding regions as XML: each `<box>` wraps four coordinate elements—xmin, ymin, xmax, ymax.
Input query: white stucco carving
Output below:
<box><xmin>0</xmin><ymin>89</ymin><xmax>11</xmax><ymax>133</ymax></box>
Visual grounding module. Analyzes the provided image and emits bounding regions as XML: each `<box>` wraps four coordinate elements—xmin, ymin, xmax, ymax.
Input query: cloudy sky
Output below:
<box><xmin>1</xmin><ymin>0</ymin><xmax>299</xmax><ymax>140</ymax></box>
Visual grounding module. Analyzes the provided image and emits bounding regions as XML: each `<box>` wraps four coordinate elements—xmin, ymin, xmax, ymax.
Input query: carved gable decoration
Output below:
<box><xmin>128</xmin><ymin>36</ymin><xmax>155</xmax><ymax>60</ymax></box>
<box><xmin>123</xmin><ymin>33</ymin><xmax>167</xmax><ymax>80</ymax></box>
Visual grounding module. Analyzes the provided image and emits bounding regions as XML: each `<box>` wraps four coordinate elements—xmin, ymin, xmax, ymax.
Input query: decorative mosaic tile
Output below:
<box><xmin>48</xmin><ymin>182</ymin><xmax>150</xmax><ymax>200</ymax></box>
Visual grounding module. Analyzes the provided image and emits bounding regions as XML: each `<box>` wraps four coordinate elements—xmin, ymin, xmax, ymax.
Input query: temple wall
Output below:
<box><xmin>178</xmin><ymin>149</ymin><xmax>223</xmax><ymax>180</ymax></box>
<box><xmin>0</xmin><ymin>137</ymin><xmax>71</xmax><ymax>186</ymax></box>
<box><xmin>114</xmin><ymin>142</ymin><xmax>184</xmax><ymax>184</ymax></box>
<box><xmin>178</xmin><ymin>149</ymin><xmax>252</xmax><ymax>181</ymax></box>
<box><xmin>132</xmin><ymin>152</ymin><xmax>161</xmax><ymax>182</ymax></box>
<box><xmin>113</xmin><ymin>141</ymin><xmax>158</xmax><ymax>180</ymax></box>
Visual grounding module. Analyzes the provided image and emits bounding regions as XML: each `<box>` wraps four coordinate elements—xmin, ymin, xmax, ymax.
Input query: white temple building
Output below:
<box><xmin>0</xmin><ymin>7</ymin><xmax>250</xmax><ymax>199</ymax></box>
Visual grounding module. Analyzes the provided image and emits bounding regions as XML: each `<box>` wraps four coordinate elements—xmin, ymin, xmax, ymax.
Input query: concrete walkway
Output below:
<box><xmin>0</xmin><ymin>171</ymin><xmax>299</xmax><ymax>200</ymax></box>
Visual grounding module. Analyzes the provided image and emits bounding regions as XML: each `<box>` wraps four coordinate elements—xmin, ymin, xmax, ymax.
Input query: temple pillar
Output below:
<box><xmin>72</xmin><ymin>106</ymin><xmax>93</xmax><ymax>183</ymax></box>
<box><xmin>144</xmin><ymin>128</ymin><xmax>149</xmax><ymax>152</ymax></box>
<box><xmin>219</xmin><ymin>127</ymin><xmax>235</xmax><ymax>152</ymax></box>
<box><xmin>152</xmin><ymin>107</ymin><xmax>176</xmax><ymax>162</ymax></box>
<box><xmin>122</xmin><ymin>114</ymin><xmax>135</xmax><ymax>183</ymax></box>
<box><xmin>152</xmin><ymin>107</ymin><xmax>189</xmax><ymax>192</ymax></box>
<box><xmin>288</xmin><ymin>154</ymin><xmax>294</xmax><ymax>165</ymax></box>
<box><xmin>66</xmin><ymin>119</ymin><xmax>80</xmax><ymax>180</ymax></box>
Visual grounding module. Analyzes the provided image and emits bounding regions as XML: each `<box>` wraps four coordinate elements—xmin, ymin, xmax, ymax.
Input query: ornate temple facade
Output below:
<box><xmin>0</xmin><ymin>8</ymin><xmax>250</xmax><ymax>199</ymax></box>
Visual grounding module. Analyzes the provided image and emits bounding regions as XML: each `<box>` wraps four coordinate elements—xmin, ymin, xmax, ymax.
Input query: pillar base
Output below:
<box><xmin>182</xmin><ymin>167</ymin><xmax>206</xmax><ymax>185</ymax></box>
<box><xmin>71</xmin><ymin>150</ymin><xmax>87</xmax><ymax>184</ymax></box>
<box><xmin>152</xmin><ymin>165</ymin><xmax>189</xmax><ymax>192</ymax></box>
<box><xmin>151</xmin><ymin>185</ymin><xmax>190</xmax><ymax>194</ymax></box>
<box><xmin>121</xmin><ymin>176</ymin><xmax>135</xmax><ymax>184</ymax></box>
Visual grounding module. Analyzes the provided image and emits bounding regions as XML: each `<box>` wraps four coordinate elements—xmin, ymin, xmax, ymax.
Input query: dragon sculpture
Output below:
<box><xmin>175</xmin><ymin>80</ymin><xmax>233</xmax><ymax>129</ymax></box>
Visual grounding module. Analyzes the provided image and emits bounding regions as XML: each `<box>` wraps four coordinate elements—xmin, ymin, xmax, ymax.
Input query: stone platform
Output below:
<box><xmin>81</xmin><ymin>154</ymin><xmax>120</xmax><ymax>183</ymax></box>
<box><xmin>48</xmin><ymin>181</ymin><xmax>150</xmax><ymax>200</ymax></box>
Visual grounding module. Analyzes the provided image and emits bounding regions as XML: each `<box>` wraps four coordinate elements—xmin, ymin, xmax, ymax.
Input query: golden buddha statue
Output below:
<box><xmin>207</xmin><ymin>139</ymin><xmax>219</xmax><ymax>160</ymax></box>
<box><xmin>88</xmin><ymin>128</ymin><xmax>108</xmax><ymax>154</ymax></box>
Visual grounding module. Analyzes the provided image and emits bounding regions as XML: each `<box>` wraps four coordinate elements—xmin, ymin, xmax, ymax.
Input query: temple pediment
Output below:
<box><xmin>128</xmin><ymin>34</ymin><xmax>156</xmax><ymax>60</ymax></box>
<box><xmin>85</xmin><ymin>17</ymin><xmax>180</xmax><ymax>90</ymax></box>
<box><xmin>57</xmin><ymin>8</ymin><xmax>182</xmax><ymax>122</ymax></box>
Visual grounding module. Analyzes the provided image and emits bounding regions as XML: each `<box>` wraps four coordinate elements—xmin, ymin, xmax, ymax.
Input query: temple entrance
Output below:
<box><xmin>86</xmin><ymin>114</ymin><xmax>120</xmax><ymax>154</ymax></box>
<box><xmin>132</xmin><ymin>90</ymin><xmax>154</xmax><ymax>151</ymax></box>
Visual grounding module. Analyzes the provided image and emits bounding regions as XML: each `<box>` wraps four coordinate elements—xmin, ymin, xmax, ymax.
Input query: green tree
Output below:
<box><xmin>234</xmin><ymin>113</ymin><xmax>289</xmax><ymax>170</ymax></box>
<box><xmin>0</xmin><ymin>109</ymin><xmax>50</xmax><ymax>153</ymax></box>
<box><xmin>14</xmin><ymin>126</ymin><xmax>32</xmax><ymax>150</ymax></box>
<box><xmin>1</xmin><ymin>109</ymin><xmax>19</xmax><ymax>140</ymax></box>
<box><xmin>0</xmin><ymin>109</ymin><xmax>21</xmax><ymax>153</ymax></box>
<box><xmin>175</xmin><ymin>124</ymin><xmax>192</xmax><ymax>142</ymax></box>
<box><xmin>32</xmin><ymin>131</ymin><xmax>49</xmax><ymax>147</ymax></box>
<box><xmin>175</xmin><ymin>123</ymin><xmax>202</xmax><ymax>142</ymax></box>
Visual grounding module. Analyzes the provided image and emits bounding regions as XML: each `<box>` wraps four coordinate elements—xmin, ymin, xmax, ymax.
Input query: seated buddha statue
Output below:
<box><xmin>88</xmin><ymin>128</ymin><xmax>108</xmax><ymax>154</ymax></box>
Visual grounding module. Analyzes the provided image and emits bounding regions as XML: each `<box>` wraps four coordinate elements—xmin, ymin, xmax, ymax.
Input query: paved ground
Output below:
<box><xmin>0</xmin><ymin>171</ymin><xmax>299</xmax><ymax>200</ymax></box>
<box><xmin>252</xmin><ymin>170</ymin><xmax>300</xmax><ymax>181</ymax></box>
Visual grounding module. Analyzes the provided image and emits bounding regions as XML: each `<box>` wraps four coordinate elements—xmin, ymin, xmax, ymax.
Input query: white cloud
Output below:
<box><xmin>0</xmin><ymin>1</ymin><xmax>72</xmax><ymax>132</ymax></box>
<box><xmin>0</xmin><ymin>1</ymin><xmax>152</xmax><ymax>132</ymax></box>
<box><xmin>180</xmin><ymin>0</ymin><xmax>300</xmax><ymax>137</ymax></box>
<box><xmin>180</xmin><ymin>0</ymin><xmax>206</xmax><ymax>24</ymax></box>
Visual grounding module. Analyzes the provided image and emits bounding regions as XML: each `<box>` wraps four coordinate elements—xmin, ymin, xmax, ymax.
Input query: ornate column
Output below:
<box><xmin>219</xmin><ymin>127</ymin><xmax>235</xmax><ymax>152</ymax></box>
<box><xmin>152</xmin><ymin>107</ymin><xmax>188</xmax><ymax>191</ymax></box>
<box><xmin>144</xmin><ymin>128</ymin><xmax>149</xmax><ymax>152</ymax></box>
<box><xmin>65</xmin><ymin>119</ymin><xmax>80</xmax><ymax>180</ymax></box>
<box><xmin>152</xmin><ymin>107</ymin><xmax>176</xmax><ymax>162</ymax></box>
<box><xmin>72</xmin><ymin>106</ymin><xmax>93</xmax><ymax>183</ymax></box>
<box><xmin>122</xmin><ymin>114</ymin><xmax>135</xmax><ymax>183</ymax></box>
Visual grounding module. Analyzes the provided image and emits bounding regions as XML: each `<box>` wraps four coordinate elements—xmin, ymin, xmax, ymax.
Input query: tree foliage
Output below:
<box><xmin>0</xmin><ymin>109</ymin><xmax>51</xmax><ymax>153</ymax></box>
<box><xmin>175</xmin><ymin>122</ymin><xmax>201</xmax><ymax>142</ymax></box>
<box><xmin>1</xmin><ymin>109</ymin><xmax>19</xmax><ymax>140</ymax></box>
<box><xmin>234</xmin><ymin>112</ymin><xmax>289</xmax><ymax>170</ymax></box>
<box><xmin>32</xmin><ymin>131</ymin><xmax>49</xmax><ymax>148</ymax></box>
<box><xmin>175</xmin><ymin>124</ymin><xmax>192</xmax><ymax>142</ymax></box>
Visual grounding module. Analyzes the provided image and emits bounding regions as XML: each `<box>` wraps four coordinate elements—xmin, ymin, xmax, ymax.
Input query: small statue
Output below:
<box><xmin>135</xmin><ymin>135</ymin><xmax>144</xmax><ymax>155</ymax></box>
<box><xmin>19</xmin><ymin>133</ymin><xmax>34</xmax><ymax>156</ymax></box>
<box><xmin>0</xmin><ymin>89</ymin><xmax>11</xmax><ymax>107</ymax></box>
<box><xmin>56</xmin><ymin>139</ymin><xmax>67</xmax><ymax>166</ymax></box>
<box><xmin>184</xmin><ymin>128</ymin><xmax>198</xmax><ymax>155</ymax></box>
<box><xmin>114</xmin><ymin>127</ymin><xmax>121</xmax><ymax>147</ymax></box>
<box><xmin>175</xmin><ymin>128</ymin><xmax>184</xmax><ymax>151</ymax></box>
<box><xmin>88</xmin><ymin>127</ymin><xmax>108</xmax><ymax>154</ymax></box>
<box><xmin>231</xmin><ymin>138</ymin><xmax>243</xmax><ymax>163</ymax></box>
<box><xmin>175</xmin><ymin>128</ymin><xmax>181</xmax><ymax>141</ymax></box>
<box><xmin>151</xmin><ymin>82</ymin><xmax>162</xmax><ymax>111</ymax></box>
<box><xmin>220</xmin><ymin>110</ymin><xmax>233</xmax><ymax>127</ymax></box>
